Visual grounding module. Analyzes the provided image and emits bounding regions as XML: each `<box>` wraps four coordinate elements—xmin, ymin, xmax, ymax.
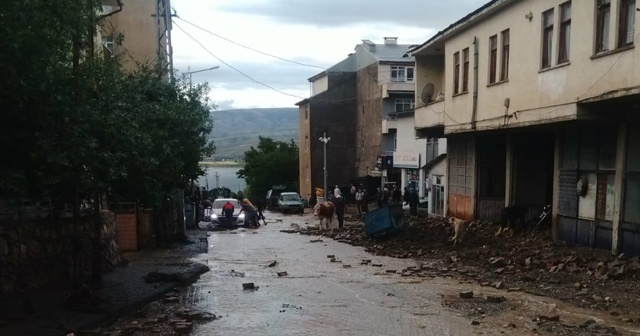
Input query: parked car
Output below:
<box><xmin>199</xmin><ymin>198</ymin><xmax>245</xmax><ymax>229</ymax></box>
<box><xmin>277</xmin><ymin>192</ymin><xmax>305</xmax><ymax>214</ymax></box>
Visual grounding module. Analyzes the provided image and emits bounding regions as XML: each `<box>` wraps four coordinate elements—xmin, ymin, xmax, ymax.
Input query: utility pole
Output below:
<box><xmin>319</xmin><ymin>132</ymin><xmax>331</xmax><ymax>201</ymax></box>
<box><xmin>215</xmin><ymin>171</ymin><xmax>220</xmax><ymax>197</ymax></box>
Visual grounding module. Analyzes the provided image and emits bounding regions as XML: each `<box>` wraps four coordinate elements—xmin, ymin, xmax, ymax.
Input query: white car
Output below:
<box><xmin>199</xmin><ymin>198</ymin><xmax>246</xmax><ymax>229</ymax></box>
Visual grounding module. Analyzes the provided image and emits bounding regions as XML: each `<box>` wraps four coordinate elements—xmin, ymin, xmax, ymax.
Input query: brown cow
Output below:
<box><xmin>314</xmin><ymin>201</ymin><xmax>335</xmax><ymax>229</ymax></box>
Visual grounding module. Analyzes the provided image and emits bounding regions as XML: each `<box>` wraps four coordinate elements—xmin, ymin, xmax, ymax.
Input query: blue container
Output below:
<box><xmin>364</xmin><ymin>205</ymin><xmax>405</xmax><ymax>237</ymax></box>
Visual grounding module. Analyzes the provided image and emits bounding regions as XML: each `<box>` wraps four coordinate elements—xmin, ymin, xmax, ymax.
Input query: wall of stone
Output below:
<box><xmin>0</xmin><ymin>210</ymin><xmax>122</xmax><ymax>298</ymax></box>
<box><xmin>356</xmin><ymin>63</ymin><xmax>383</xmax><ymax>177</ymax></box>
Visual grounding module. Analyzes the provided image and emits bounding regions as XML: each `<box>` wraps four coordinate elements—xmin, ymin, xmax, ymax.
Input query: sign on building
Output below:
<box><xmin>393</xmin><ymin>152</ymin><xmax>420</xmax><ymax>169</ymax></box>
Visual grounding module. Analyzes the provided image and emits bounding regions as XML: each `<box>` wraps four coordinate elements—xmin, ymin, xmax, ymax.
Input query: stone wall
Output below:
<box><xmin>0</xmin><ymin>210</ymin><xmax>122</xmax><ymax>298</ymax></box>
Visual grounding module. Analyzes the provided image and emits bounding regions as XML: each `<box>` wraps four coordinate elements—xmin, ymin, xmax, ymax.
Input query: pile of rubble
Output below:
<box><xmin>283</xmin><ymin>217</ymin><xmax>640</xmax><ymax>321</ymax></box>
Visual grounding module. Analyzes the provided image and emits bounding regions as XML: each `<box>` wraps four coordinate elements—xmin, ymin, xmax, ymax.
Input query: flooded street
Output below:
<box><xmin>189</xmin><ymin>211</ymin><xmax>481</xmax><ymax>336</ymax></box>
<box><xmin>94</xmin><ymin>210</ymin><xmax>640</xmax><ymax>336</ymax></box>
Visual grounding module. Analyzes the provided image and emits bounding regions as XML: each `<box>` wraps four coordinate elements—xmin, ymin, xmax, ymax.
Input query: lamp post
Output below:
<box><xmin>319</xmin><ymin>132</ymin><xmax>331</xmax><ymax>201</ymax></box>
<box><xmin>186</xmin><ymin>65</ymin><xmax>220</xmax><ymax>88</ymax></box>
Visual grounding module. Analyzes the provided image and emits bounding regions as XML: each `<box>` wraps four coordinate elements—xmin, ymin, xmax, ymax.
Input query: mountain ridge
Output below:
<box><xmin>208</xmin><ymin>107</ymin><xmax>299</xmax><ymax>159</ymax></box>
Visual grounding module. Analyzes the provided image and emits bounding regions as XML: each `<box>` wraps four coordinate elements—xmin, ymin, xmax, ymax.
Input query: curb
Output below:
<box><xmin>77</xmin><ymin>263</ymin><xmax>210</xmax><ymax>331</ymax></box>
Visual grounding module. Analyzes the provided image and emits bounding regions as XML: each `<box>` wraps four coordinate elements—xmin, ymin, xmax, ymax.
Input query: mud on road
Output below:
<box><xmin>91</xmin><ymin>209</ymin><xmax>640</xmax><ymax>335</ymax></box>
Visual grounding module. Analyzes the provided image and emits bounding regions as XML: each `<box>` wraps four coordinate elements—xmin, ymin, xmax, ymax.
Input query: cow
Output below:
<box><xmin>313</xmin><ymin>201</ymin><xmax>335</xmax><ymax>229</ymax></box>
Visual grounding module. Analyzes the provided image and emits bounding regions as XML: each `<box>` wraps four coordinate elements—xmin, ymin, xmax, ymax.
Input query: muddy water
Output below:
<box><xmin>187</xmin><ymin>211</ymin><xmax>640</xmax><ymax>336</ymax></box>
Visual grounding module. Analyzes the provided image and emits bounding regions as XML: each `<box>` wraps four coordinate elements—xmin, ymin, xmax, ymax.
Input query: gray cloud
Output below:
<box><xmin>174</xmin><ymin>58</ymin><xmax>320</xmax><ymax>91</ymax></box>
<box><xmin>219</xmin><ymin>0</ymin><xmax>488</xmax><ymax>29</ymax></box>
<box><xmin>211</xmin><ymin>99</ymin><xmax>236</xmax><ymax>110</ymax></box>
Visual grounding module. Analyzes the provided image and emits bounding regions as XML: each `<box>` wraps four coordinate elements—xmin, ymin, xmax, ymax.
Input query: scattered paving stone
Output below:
<box><xmin>163</xmin><ymin>297</ymin><xmax>179</xmax><ymax>304</ymax></box>
<box><xmin>578</xmin><ymin>319</ymin><xmax>596</xmax><ymax>328</ymax></box>
<box><xmin>310</xmin><ymin>239</ymin><xmax>323</xmax><ymax>243</ymax></box>
<box><xmin>327</xmin><ymin>255</ymin><xmax>335</xmax><ymax>258</ymax></box>
<box><xmin>486</xmin><ymin>295</ymin><xmax>506</xmax><ymax>303</ymax></box>
<box><xmin>277</xmin><ymin>272</ymin><xmax>288</xmax><ymax>277</ymax></box>
<box><xmin>459</xmin><ymin>291</ymin><xmax>474</xmax><ymax>299</ymax></box>
<box><xmin>471</xmin><ymin>320</ymin><xmax>481</xmax><ymax>326</ymax></box>
<box><xmin>386</xmin><ymin>269</ymin><xmax>397</xmax><ymax>273</ymax></box>
<box><xmin>493</xmin><ymin>281</ymin><xmax>505</xmax><ymax>289</ymax></box>
<box><xmin>507</xmin><ymin>287</ymin><xmax>521</xmax><ymax>292</ymax></box>
<box><xmin>242</xmin><ymin>283</ymin><xmax>256</xmax><ymax>290</ymax></box>
<box><xmin>538</xmin><ymin>313</ymin><xmax>560</xmax><ymax>322</ymax></box>
<box><xmin>343</xmin><ymin>265</ymin><xmax>352</xmax><ymax>268</ymax></box>
<box><xmin>268</xmin><ymin>261</ymin><xmax>277</xmax><ymax>267</ymax></box>
<box><xmin>371</xmin><ymin>264</ymin><xmax>383</xmax><ymax>267</ymax></box>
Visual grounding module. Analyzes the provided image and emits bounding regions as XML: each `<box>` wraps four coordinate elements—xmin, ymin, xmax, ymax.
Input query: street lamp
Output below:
<box><xmin>319</xmin><ymin>132</ymin><xmax>331</xmax><ymax>201</ymax></box>
<box><xmin>186</xmin><ymin>65</ymin><xmax>220</xmax><ymax>87</ymax></box>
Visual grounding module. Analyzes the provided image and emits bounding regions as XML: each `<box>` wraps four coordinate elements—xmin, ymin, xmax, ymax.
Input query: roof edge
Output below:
<box><xmin>409</xmin><ymin>0</ymin><xmax>516</xmax><ymax>55</ymax></box>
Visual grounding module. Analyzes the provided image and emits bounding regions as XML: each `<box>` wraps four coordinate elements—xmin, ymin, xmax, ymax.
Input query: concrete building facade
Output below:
<box><xmin>411</xmin><ymin>0</ymin><xmax>640</xmax><ymax>255</ymax></box>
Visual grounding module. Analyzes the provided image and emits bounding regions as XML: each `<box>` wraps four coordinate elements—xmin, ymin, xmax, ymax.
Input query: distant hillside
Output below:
<box><xmin>208</xmin><ymin>108</ymin><xmax>299</xmax><ymax>159</ymax></box>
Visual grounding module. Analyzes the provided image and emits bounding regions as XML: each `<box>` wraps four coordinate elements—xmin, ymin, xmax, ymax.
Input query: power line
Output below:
<box><xmin>174</xmin><ymin>21</ymin><xmax>306</xmax><ymax>99</ymax></box>
<box><xmin>175</xmin><ymin>17</ymin><xmax>327</xmax><ymax>70</ymax></box>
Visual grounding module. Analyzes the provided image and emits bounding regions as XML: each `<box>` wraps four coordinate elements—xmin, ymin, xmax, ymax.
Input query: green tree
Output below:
<box><xmin>237</xmin><ymin>137</ymin><xmax>299</xmax><ymax>198</ymax></box>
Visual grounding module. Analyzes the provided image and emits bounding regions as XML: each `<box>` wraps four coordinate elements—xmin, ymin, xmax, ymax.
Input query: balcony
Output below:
<box><xmin>415</xmin><ymin>100</ymin><xmax>445</xmax><ymax>138</ymax></box>
<box><xmin>382</xmin><ymin>81</ymin><xmax>415</xmax><ymax>98</ymax></box>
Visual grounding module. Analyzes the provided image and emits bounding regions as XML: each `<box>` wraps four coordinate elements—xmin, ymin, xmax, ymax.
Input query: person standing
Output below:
<box><xmin>408</xmin><ymin>189</ymin><xmax>419</xmax><ymax>217</ymax></box>
<box><xmin>256</xmin><ymin>199</ymin><xmax>266</xmax><ymax>226</ymax></box>
<box><xmin>361</xmin><ymin>189</ymin><xmax>370</xmax><ymax>214</ymax></box>
<box><xmin>355</xmin><ymin>189</ymin><xmax>364</xmax><ymax>216</ymax></box>
<box><xmin>222</xmin><ymin>201</ymin><xmax>235</xmax><ymax>226</ymax></box>
<box><xmin>335</xmin><ymin>195</ymin><xmax>345</xmax><ymax>229</ymax></box>
<box><xmin>392</xmin><ymin>186</ymin><xmax>401</xmax><ymax>204</ymax></box>
<box><xmin>334</xmin><ymin>185</ymin><xmax>341</xmax><ymax>199</ymax></box>
<box><xmin>350</xmin><ymin>184</ymin><xmax>357</xmax><ymax>204</ymax></box>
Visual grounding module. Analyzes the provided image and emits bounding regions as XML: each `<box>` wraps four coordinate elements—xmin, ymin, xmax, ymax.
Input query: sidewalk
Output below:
<box><xmin>0</xmin><ymin>230</ymin><xmax>210</xmax><ymax>336</ymax></box>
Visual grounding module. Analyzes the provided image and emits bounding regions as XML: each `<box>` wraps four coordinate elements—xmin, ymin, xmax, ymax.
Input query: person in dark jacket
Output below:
<box><xmin>256</xmin><ymin>199</ymin><xmax>266</xmax><ymax>225</ymax></box>
<box><xmin>392</xmin><ymin>186</ymin><xmax>402</xmax><ymax>204</ymax></box>
<box><xmin>407</xmin><ymin>189</ymin><xmax>419</xmax><ymax>217</ymax></box>
<box><xmin>334</xmin><ymin>195</ymin><xmax>346</xmax><ymax>229</ymax></box>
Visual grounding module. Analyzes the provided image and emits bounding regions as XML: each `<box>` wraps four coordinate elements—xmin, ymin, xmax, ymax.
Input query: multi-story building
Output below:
<box><xmin>297</xmin><ymin>55</ymin><xmax>358</xmax><ymax>200</ymax></box>
<box><xmin>299</xmin><ymin>38</ymin><xmax>427</xmax><ymax>200</ymax></box>
<box><xmin>411</xmin><ymin>0</ymin><xmax>640</xmax><ymax>255</ymax></box>
<box><xmin>99</xmin><ymin>0</ymin><xmax>172</xmax><ymax>73</ymax></box>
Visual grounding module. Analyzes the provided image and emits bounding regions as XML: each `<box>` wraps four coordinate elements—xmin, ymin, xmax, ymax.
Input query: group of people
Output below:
<box><xmin>333</xmin><ymin>184</ymin><xmax>422</xmax><ymax>218</ymax></box>
<box><xmin>201</xmin><ymin>197</ymin><xmax>267</xmax><ymax>228</ymax></box>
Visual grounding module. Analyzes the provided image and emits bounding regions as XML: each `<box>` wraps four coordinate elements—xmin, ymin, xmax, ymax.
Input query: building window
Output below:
<box><xmin>489</xmin><ymin>35</ymin><xmax>498</xmax><ymax>84</ymax></box>
<box><xmin>306</xmin><ymin>166</ymin><xmax>310</xmax><ymax>182</ymax></box>
<box><xmin>305</xmin><ymin>136</ymin><xmax>309</xmax><ymax>152</ymax></box>
<box><xmin>500</xmin><ymin>30</ymin><xmax>510</xmax><ymax>81</ymax></box>
<box><xmin>542</xmin><ymin>9</ymin><xmax>554</xmax><ymax>68</ymax></box>
<box><xmin>395</xmin><ymin>98</ymin><xmax>414</xmax><ymax>112</ymax></box>
<box><xmin>558</xmin><ymin>2</ymin><xmax>571</xmax><ymax>63</ymax></box>
<box><xmin>391</xmin><ymin>66</ymin><xmax>414</xmax><ymax>82</ymax></box>
<box><xmin>596</xmin><ymin>0</ymin><xmax>611</xmax><ymax>53</ymax></box>
<box><xmin>462</xmin><ymin>48</ymin><xmax>469</xmax><ymax>92</ymax></box>
<box><xmin>393</xmin><ymin>133</ymin><xmax>397</xmax><ymax>151</ymax></box>
<box><xmin>304</xmin><ymin>106</ymin><xmax>309</xmax><ymax>121</ymax></box>
<box><xmin>102</xmin><ymin>36</ymin><xmax>115</xmax><ymax>61</ymax></box>
<box><xmin>453</xmin><ymin>52</ymin><xmax>460</xmax><ymax>95</ymax></box>
<box><xmin>426</xmin><ymin>138</ymin><xmax>439</xmax><ymax>163</ymax></box>
<box><xmin>618</xmin><ymin>0</ymin><xmax>636</xmax><ymax>47</ymax></box>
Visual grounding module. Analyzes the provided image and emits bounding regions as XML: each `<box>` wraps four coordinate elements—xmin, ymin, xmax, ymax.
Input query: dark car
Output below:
<box><xmin>277</xmin><ymin>192</ymin><xmax>305</xmax><ymax>214</ymax></box>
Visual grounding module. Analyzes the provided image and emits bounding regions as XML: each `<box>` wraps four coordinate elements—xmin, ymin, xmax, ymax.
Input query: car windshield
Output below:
<box><xmin>212</xmin><ymin>200</ymin><xmax>235</xmax><ymax>209</ymax></box>
<box><xmin>282</xmin><ymin>194</ymin><xmax>300</xmax><ymax>201</ymax></box>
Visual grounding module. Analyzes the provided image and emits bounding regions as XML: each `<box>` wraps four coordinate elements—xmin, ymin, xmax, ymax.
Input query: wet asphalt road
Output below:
<box><xmin>187</xmin><ymin>210</ymin><xmax>506</xmax><ymax>336</ymax></box>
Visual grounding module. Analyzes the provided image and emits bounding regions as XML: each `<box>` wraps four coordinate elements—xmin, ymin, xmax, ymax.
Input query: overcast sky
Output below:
<box><xmin>171</xmin><ymin>0</ymin><xmax>488</xmax><ymax>110</ymax></box>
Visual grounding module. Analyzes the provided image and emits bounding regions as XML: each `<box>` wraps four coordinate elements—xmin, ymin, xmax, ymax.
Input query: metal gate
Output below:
<box><xmin>112</xmin><ymin>202</ymin><xmax>138</xmax><ymax>252</ymax></box>
<box><xmin>433</xmin><ymin>175</ymin><xmax>445</xmax><ymax>216</ymax></box>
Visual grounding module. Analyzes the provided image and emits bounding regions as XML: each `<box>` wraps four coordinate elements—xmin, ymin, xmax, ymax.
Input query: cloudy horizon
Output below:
<box><xmin>171</xmin><ymin>0</ymin><xmax>489</xmax><ymax>110</ymax></box>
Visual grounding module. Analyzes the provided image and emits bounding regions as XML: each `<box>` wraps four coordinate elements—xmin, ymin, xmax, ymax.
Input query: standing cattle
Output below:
<box><xmin>314</xmin><ymin>201</ymin><xmax>335</xmax><ymax>229</ymax></box>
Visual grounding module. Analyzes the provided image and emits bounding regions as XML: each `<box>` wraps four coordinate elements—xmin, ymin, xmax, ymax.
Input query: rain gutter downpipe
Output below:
<box><xmin>471</xmin><ymin>36</ymin><xmax>479</xmax><ymax>130</ymax></box>
<box><xmin>98</xmin><ymin>0</ymin><xmax>124</xmax><ymax>20</ymax></box>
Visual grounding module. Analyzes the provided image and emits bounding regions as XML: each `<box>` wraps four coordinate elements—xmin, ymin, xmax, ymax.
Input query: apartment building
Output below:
<box><xmin>411</xmin><ymin>0</ymin><xmax>640</xmax><ymax>255</ymax></box>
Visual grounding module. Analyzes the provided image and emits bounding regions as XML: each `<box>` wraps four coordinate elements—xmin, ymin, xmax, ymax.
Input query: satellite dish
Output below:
<box><xmin>419</xmin><ymin>83</ymin><xmax>435</xmax><ymax>104</ymax></box>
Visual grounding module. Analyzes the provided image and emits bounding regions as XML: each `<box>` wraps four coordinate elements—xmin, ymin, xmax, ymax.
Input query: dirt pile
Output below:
<box><xmin>286</xmin><ymin>217</ymin><xmax>640</xmax><ymax>324</ymax></box>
